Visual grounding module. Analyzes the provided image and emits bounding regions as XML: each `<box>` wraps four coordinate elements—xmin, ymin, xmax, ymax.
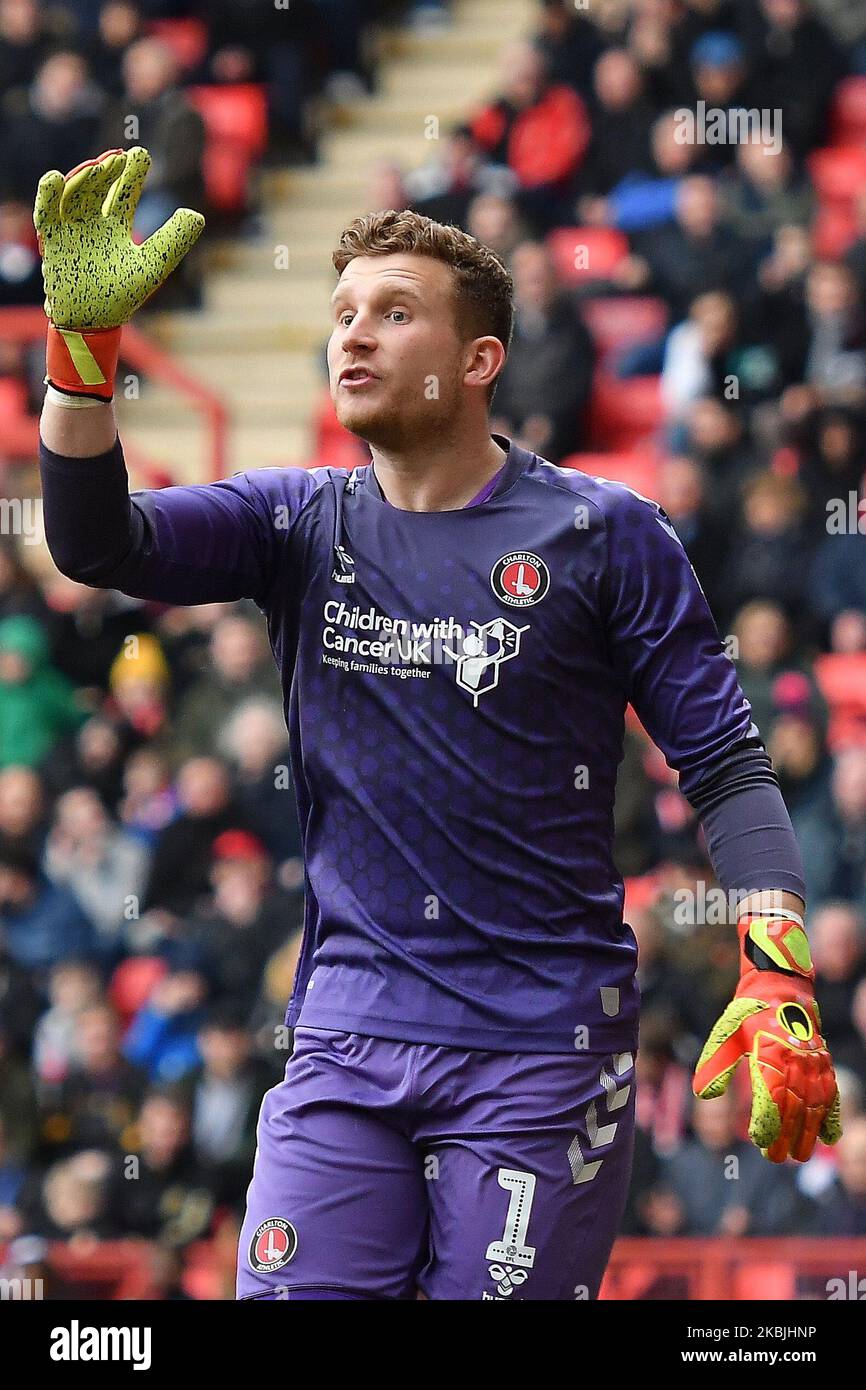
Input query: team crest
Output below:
<box><xmin>249</xmin><ymin>1218</ymin><xmax>298</xmax><ymax>1273</ymax></box>
<box><xmin>491</xmin><ymin>552</ymin><xmax>550</xmax><ymax>607</ymax></box>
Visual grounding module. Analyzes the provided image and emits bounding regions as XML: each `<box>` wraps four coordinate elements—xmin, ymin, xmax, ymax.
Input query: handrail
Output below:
<box><xmin>0</xmin><ymin>306</ymin><xmax>228</xmax><ymax>482</ymax></box>
<box><xmin>603</xmin><ymin>1236</ymin><xmax>866</xmax><ymax>1300</ymax></box>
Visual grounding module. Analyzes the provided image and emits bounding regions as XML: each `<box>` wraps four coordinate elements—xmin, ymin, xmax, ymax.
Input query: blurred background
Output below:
<box><xmin>2</xmin><ymin>0</ymin><xmax>866</xmax><ymax>1300</ymax></box>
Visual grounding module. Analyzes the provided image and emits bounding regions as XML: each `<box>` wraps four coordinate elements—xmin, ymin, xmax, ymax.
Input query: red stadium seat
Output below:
<box><xmin>109</xmin><ymin>956</ymin><xmax>167</xmax><ymax>1025</ymax></box>
<box><xmin>830</xmin><ymin>76</ymin><xmax>866</xmax><ymax>146</ymax></box>
<box><xmin>808</xmin><ymin>145</ymin><xmax>866</xmax><ymax>206</ymax></box>
<box><xmin>812</xmin><ymin>202</ymin><xmax>857</xmax><ymax>259</ymax></box>
<box><xmin>0</xmin><ymin>375</ymin><xmax>39</xmax><ymax>460</ymax></box>
<box><xmin>546</xmin><ymin>226</ymin><xmax>629</xmax><ymax>285</ymax></box>
<box><xmin>147</xmin><ymin>18</ymin><xmax>209</xmax><ymax>71</ymax></box>
<box><xmin>588</xmin><ymin>373</ymin><xmax>664</xmax><ymax>451</ymax></box>
<box><xmin>579</xmin><ymin>296</ymin><xmax>668</xmax><ymax>361</ymax></box>
<box><xmin>814</xmin><ymin>651</ymin><xmax>866</xmax><ymax>749</ymax></box>
<box><xmin>560</xmin><ymin>450</ymin><xmax>660</xmax><ymax>499</ymax></box>
<box><xmin>312</xmin><ymin>388</ymin><xmax>368</xmax><ymax>469</ymax></box>
<box><xmin>187</xmin><ymin>84</ymin><xmax>269</xmax><ymax>158</ymax></box>
<box><xmin>187</xmin><ymin>84</ymin><xmax>269</xmax><ymax>213</ymax></box>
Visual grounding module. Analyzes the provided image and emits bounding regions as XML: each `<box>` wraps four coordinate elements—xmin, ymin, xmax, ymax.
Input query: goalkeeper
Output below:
<box><xmin>36</xmin><ymin>148</ymin><xmax>840</xmax><ymax>1301</ymax></box>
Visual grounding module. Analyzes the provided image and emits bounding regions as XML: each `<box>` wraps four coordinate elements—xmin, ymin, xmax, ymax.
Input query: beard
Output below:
<box><xmin>332</xmin><ymin>367</ymin><xmax>463</xmax><ymax>452</ymax></box>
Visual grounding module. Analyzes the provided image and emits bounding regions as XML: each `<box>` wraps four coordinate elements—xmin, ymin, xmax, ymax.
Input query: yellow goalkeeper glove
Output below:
<box><xmin>34</xmin><ymin>146</ymin><xmax>205</xmax><ymax>401</ymax></box>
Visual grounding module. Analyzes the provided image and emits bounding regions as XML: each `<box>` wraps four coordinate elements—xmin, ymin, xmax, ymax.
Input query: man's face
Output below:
<box><xmin>328</xmin><ymin>254</ymin><xmax>469</xmax><ymax>449</ymax></box>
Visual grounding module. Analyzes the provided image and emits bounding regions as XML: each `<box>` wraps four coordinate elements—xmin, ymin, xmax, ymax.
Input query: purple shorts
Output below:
<box><xmin>237</xmin><ymin>1027</ymin><xmax>635</xmax><ymax>1301</ymax></box>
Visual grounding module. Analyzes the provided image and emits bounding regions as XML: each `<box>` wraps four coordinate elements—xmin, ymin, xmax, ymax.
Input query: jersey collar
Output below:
<box><xmin>359</xmin><ymin>434</ymin><xmax>531</xmax><ymax>512</ymax></box>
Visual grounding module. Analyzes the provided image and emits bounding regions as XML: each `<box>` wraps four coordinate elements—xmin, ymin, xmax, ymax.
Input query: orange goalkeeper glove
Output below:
<box><xmin>693</xmin><ymin>912</ymin><xmax>842</xmax><ymax>1164</ymax></box>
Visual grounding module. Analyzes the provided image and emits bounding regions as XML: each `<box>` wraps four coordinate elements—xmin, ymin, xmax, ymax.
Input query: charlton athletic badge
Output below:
<box><xmin>491</xmin><ymin>552</ymin><xmax>550</xmax><ymax>608</ymax></box>
<box><xmin>249</xmin><ymin>1218</ymin><xmax>298</xmax><ymax>1273</ymax></box>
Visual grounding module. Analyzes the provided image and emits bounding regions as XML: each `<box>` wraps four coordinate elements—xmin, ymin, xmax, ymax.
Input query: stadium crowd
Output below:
<box><xmin>2</xmin><ymin>0</ymin><xmax>866</xmax><ymax>1295</ymax></box>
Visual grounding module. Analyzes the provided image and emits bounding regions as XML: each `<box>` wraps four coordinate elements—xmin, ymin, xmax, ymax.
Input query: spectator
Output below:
<box><xmin>0</xmin><ymin>764</ymin><xmax>45</xmax><ymax>856</ymax></box>
<box><xmin>218</xmin><ymin>699</ymin><xmax>302</xmax><ymax>868</ymax></box>
<box><xmin>105</xmin><ymin>1089</ymin><xmax>215</xmax><ymax>1245</ymax></box>
<box><xmin>44</xmin><ymin>786</ymin><xmax>149</xmax><ymax>946</ymax></box>
<box><xmin>39</xmin><ymin>1001</ymin><xmax>146</xmax><ymax>1156</ymax></box>
<box><xmin>813</xmin><ymin>1114</ymin><xmax>866</xmax><ymax>1234</ymax></box>
<box><xmin>0</xmin><ymin>50</ymin><xmax>104</xmax><ymax>202</ymax></box>
<box><xmin>490</xmin><ymin>240</ymin><xmax>594</xmax><ymax>461</ymax></box>
<box><xmin>810</xmin><ymin>901</ymin><xmax>866</xmax><ymax>1048</ymax></box>
<box><xmin>43</xmin><ymin>715</ymin><xmax>132</xmax><ymax>813</ymax></box>
<box><xmin>183</xmin><ymin>830</ymin><xmax>301</xmax><ymax>1014</ymax></box>
<box><xmin>170</xmin><ymin>614</ymin><xmax>281</xmax><ymax>766</ymax></box>
<box><xmin>185</xmin><ymin>1006</ymin><xmax>272</xmax><ymax>1202</ymax></box>
<box><xmin>0</xmin><ymin>615</ymin><xmax>86</xmax><ymax>770</ymax></box>
<box><xmin>633</xmin><ymin>1010</ymin><xmax>693</xmax><ymax>1156</ymax></box>
<box><xmin>0</xmin><ymin>931</ymin><xmax>39</xmax><ymax>1056</ymax></box>
<box><xmin>0</xmin><ymin>0</ymin><xmax>52</xmax><ymax>96</ymax></box>
<box><xmin>661</xmin><ymin>289</ymin><xmax>741</xmax><ymax>423</ymax></box>
<box><xmin>406</xmin><ymin>125</ymin><xmax>515</xmax><ymax>230</ymax></box>
<box><xmin>466</xmin><ymin>191</ymin><xmax>528</xmax><ymax>267</ymax></box>
<box><xmin>0</xmin><ymin>540</ymin><xmax>47</xmax><ymax>622</ymax></box>
<box><xmin>730</xmin><ymin>602</ymin><xmax>803</xmax><ymax>738</ymax></box>
<box><xmin>741</xmin><ymin>0</ymin><xmax>843</xmax><ymax>156</ymax></box>
<box><xmin>655</xmin><ymin>454</ymin><xmax>728</xmax><ymax>609</ymax></box>
<box><xmin>142</xmin><ymin>757</ymin><xmax>249</xmax><ymax>917</ymax></box>
<box><xmin>101</xmin><ymin>38</ymin><xmax>204</xmax><ymax>239</ymax></box>
<box><xmin>827</xmin><ymin>755</ymin><xmax>866</xmax><ymax>902</ymax></box>
<box><xmin>685</xmin><ymin>30</ymin><xmax>754</xmax><ymax>170</ymax></box>
<box><xmin>809</xmin><ymin>496</ymin><xmax>866</xmax><ymax>626</ymax></box>
<box><xmin>802</xmin><ymin>261</ymin><xmax>866</xmax><ymax>404</ymax></box>
<box><xmin>0</xmin><ymin>839</ymin><xmax>96</xmax><ymax>975</ymax></box>
<box><xmin>640</xmin><ymin>177</ymin><xmax>751</xmax><ymax>322</ymax></box>
<box><xmin>123</xmin><ymin>969</ymin><xmax>208</xmax><ymax>1083</ymax></box>
<box><xmin>0</xmin><ymin>198</ymin><xmax>42</xmax><ymax>306</ymax></box>
<box><xmin>0</xmin><ymin>1113</ymin><xmax>25</xmax><ymax>1209</ymax></box>
<box><xmin>85</xmin><ymin>0</ymin><xmax>144</xmax><ymax>97</ymax></box>
<box><xmin>660</xmin><ymin>1090</ymin><xmax>805</xmax><ymax>1235</ymax></box>
<box><xmin>534</xmin><ymin>0</ymin><xmax>606</xmax><ymax>96</ymax></box>
<box><xmin>580</xmin><ymin>110</ymin><xmax>699</xmax><ymax>237</ymax></box>
<box><xmin>106</xmin><ymin>632</ymin><xmax>171</xmax><ymax>743</ymax></box>
<box><xmin>767</xmin><ymin>675</ymin><xmax>838</xmax><ymax>902</ymax></box>
<box><xmin>795</xmin><ymin>407</ymin><xmax>866</xmax><ymax>539</ymax></box>
<box><xmin>27</xmin><ymin>1149</ymin><xmax>114</xmax><ymax>1241</ymax></box>
<box><xmin>720</xmin><ymin>141</ymin><xmax>815</xmax><ymax>250</ymax></box>
<box><xmin>45</xmin><ymin>574</ymin><xmax>148</xmax><ymax>694</ymax></box>
<box><xmin>470</xmin><ymin>40</ymin><xmax>590</xmax><ymax>231</ymax></box>
<box><xmin>580</xmin><ymin>48</ymin><xmax>654</xmax><ymax>198</ymax></box>
<box><xmin>117</xmin><ymin>747</ymin><xmax>178</xmax><ymax>848</ymax></box>
<box><xmin>716</xmin><ymin>472</ymin><xmax>811</xmax><ymax>624</ymax></box>
<box><xmin>834</xmin><ymin>984</ymin><xmax>866</xmax><ymax>1092</ymax></box>
<box><xmin>32</xmin><ymin>960</ymin><xmax>103</xmax><ymax>1087</ymax></box>
<box><xmin>0</xmin><ymin>1021</ymin><xmax>37</xmax><ymax>1162</ymax></box>
<box><xmin>685</xmin><ymin>395</ymin><xmax>758</xmax><ymax>514</ymax></box>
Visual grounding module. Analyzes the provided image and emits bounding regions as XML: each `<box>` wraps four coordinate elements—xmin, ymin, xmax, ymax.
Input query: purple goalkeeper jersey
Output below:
<box><xmin>40</xmin><ymin>435</ymin><xmax>757</xmax><ymax>1053</ymax></box>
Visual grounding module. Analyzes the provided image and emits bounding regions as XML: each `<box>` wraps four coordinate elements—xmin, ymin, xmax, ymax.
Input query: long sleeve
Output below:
<box><xmin>40</xmin><ymin>437</ymin><xmax>318</xmax><ymax>609</ymax></box>
<box><xmin>603</xmin><ymin>485</ymin><xmax>757</xmax><ymax>801</ymax></box>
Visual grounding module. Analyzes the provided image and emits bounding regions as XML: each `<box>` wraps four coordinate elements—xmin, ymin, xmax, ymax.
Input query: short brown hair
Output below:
<box><xmin>333</xmin><ymin>209</ymin><xmax>514</xmax><ymax>356</ymax></box>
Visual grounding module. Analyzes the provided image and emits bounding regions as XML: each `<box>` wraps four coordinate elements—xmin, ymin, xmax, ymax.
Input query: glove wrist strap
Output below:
<box><xmin>45</xmin><ymin>323</ymin><xmax>121</xmax><ymax>402</ymax></box>
<box><xmin>737</xmin><ymin>912</ymin><xmax>815</xmax><ymax>983</ymax></box>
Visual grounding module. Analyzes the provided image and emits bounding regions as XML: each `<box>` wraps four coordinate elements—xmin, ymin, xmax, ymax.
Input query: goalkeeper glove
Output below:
<box><xmin>34</xmin><ymin>146</ymin><xmax>205</xmax><ymax>401</ymax></box>
<box><xmin>693</xmin><ymin>911</ymin><xmax>842</xmax><ymax>1164</ymax></box>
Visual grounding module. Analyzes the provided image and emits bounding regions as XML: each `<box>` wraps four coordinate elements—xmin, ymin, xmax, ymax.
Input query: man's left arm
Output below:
<box><xmin>603</xmin><ymin>485</ymin><xmax>841</xmax><ymax>1164</ymax></box>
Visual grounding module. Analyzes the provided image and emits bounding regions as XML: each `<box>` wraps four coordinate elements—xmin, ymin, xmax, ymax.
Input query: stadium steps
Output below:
<box><xmin>136</xmin><ymin>0</ymin><xmax>533</xmax><ymax>473</ymax></box>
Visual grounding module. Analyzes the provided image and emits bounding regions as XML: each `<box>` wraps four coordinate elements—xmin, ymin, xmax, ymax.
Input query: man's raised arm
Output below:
<box><xmin>36</xmin><ymin>148</ymin><xmax>310</xmax><ymax>608</ymax></box>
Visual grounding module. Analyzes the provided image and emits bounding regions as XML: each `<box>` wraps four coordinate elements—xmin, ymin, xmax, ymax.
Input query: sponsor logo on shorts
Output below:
<box><xmin>249</xmin><ymin>1218</ymin><xmax>298</xmax><ymax>1273</ymax></box>
<box><xmin>490</xmin><ymin>552</ymin><xmax>550</xmax><ymax>608</ymax></box>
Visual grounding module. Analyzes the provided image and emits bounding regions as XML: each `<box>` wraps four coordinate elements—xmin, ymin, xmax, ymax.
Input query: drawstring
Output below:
<box><xmin>331</xmin><ymin>471</ymin><xmax>357</xmax><ymax>584</ymax></box>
